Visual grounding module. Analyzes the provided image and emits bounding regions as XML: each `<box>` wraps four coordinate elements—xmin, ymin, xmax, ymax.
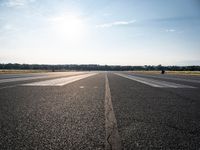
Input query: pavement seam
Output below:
<box><xmin>105</xmin><ymin>73</ymin><xmax>122</xmax><ymax>150</ymax></box>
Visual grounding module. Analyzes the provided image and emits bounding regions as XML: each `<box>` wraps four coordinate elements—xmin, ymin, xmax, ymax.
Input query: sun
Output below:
<box><xmin>50</xmin><ymin>14</ymin><xmax>85</xmax><ymax>39</ymax></box>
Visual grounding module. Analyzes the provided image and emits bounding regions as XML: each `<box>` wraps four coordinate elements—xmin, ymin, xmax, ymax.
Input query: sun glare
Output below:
<box><xmin>50</xmin><ymin>15</ymin><xmax>85</xmax><ymax>39</ymax></box>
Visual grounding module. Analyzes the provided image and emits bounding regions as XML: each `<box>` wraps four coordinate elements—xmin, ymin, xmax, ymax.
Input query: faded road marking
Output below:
<box><xmin>115</xmin><ymin>73</ymin><xmax>196</xmax><ymax>88</ymax></box>
<box><xmin>0</xmin><ymin>85</ymin><xmax>18</xmax><ymax>90</ymax></box>
<box><xmin>0</xmin><ymin>76</ymin><xmax>50</xmax><ymax>84</ymax></box>
<box><xmin>22</xmin><ymin>73</ymin><xmax>97</xmax><ymax>86</ymax></box>
<box><xmin>0</xmin><ymin>72</ymin><xmax>84</xmax><ymax>84</ymax></box>
<box><xmin>105</xmin><ymin>74</ymin><xmax>121</xmax><ymax>150</ymax></box>
<box><xmin>131</xmin><ymin>74</ymin><xmax>200</xmax><ymax>84</ymax></box>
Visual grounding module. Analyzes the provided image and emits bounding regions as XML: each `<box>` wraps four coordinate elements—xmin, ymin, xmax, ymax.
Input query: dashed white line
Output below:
<box><xmin>105</xmin><ymin>74</ymin><xmax>121</xmax><ymax>150</ymax></box>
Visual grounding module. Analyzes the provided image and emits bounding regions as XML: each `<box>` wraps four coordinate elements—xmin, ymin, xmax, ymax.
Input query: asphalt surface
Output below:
<box><xmin>0</xmin><ymin>71</ymin><xmax>200</xmax><ymax>149</ymax></box>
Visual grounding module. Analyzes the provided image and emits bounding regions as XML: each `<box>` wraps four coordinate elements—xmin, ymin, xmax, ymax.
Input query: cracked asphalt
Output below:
<box><xmin>0</xmin><ymin>72</ymin><xmax>200</xmax><ymax>149</ymax></box>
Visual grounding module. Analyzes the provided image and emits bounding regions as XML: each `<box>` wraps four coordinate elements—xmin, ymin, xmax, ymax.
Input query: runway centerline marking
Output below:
<box><xmin>115</xmin><ymin>73</ymin><xmax>196</xmax><ymax>88</ymax></box>
<box><xmin>105</xmin><ymin>74</ymin><xmax>121</xmax><ymax>150</ymax></box>
<box><xmin>22</xmin><ymin>73</ymin><xmax>97</xmax><ymax>86</ymax></box>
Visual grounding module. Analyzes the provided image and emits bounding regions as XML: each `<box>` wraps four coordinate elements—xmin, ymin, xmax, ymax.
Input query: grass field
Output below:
<box><xmin>0</xmin><ymin>69</ymin><xmax>51</xmax><ymax>74</ymax></box>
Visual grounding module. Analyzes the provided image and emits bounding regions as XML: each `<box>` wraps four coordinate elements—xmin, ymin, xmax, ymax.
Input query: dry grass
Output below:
<box><xmin>129</xmin><ymin>71</ymin><xmax>200</xmax><ymax>76</ymax></box>
<box><xmin>0</xmin><ymin>69</ymin><xmax>51</xmax><ymax>74</ymax></box>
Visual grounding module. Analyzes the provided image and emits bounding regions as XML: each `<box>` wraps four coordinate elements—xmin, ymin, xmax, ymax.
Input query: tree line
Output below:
<box><xmin>0</xmin><ymin>63</ymin><xmax>200</xmax><ymax>71</ymax></box>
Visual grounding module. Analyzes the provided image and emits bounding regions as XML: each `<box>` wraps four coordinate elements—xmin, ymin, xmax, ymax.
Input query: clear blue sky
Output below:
<box><xmin>0</xmin><ymin>0</ymin><xmax>200</xmax><ymax>65</ymax></box>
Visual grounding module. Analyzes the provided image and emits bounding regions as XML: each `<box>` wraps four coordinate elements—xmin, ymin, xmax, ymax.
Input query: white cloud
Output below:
<box><xmin>165</xmin><ymin>29</ymin><xmax>176</xmax><ymax>32</ymax></box>
<box><xmin>3</xmin><ymin>0</ymin><xmax>35</xmax><ymax>8</ymax></box>
<box><xmin>103</xmin><ymin>13</ymin><xmax>112</xmax><ymax>16</ymax></box>
<box><xmin>4</xmin><ymin>24</ymin><xmax>14</xmax><ymax>30</ymax></box>
<box><xmin>96</xmin><ymin>20</ymin><xmax>136</xmax><ymax>28</ymax></box>
<box><xmin>47</xmin><ymin>16</ymin><xmax>64</xmax><ymax>22</ymax></box>
<box><xmin>0</xmin><ymin>24</ymin><xmax>19</xmax><ymax>34</ymax></box>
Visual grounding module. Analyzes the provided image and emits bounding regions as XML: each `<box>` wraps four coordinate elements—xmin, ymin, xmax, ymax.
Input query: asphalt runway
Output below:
<box><xmin>0</xmin><ymin>71</ymin><xmax>199</xmax><ymax>149</ymax></box>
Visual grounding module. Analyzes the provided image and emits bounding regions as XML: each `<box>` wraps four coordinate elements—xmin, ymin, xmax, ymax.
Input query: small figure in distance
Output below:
<box><xmin>161</xmin><ymin>70</ymin><xmax>165</xmax><ymax>74</ymax></box>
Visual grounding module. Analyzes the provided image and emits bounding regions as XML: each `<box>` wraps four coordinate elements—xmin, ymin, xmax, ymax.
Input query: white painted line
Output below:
<box><xmin>0</xmin><ymin>76</ymin><xmax>50</xmax><ymax>84</ymax></box>
<box><xmin>131</xmin><ymin>74</ymin><xmax>200</xmax><ymax>84</ymax></box>
<box><xmin>115</xmin><ymin>73</ymin><xmax>196</xmax><ymax>88</ymax></box>
<box><xmin>0</xmin><ymin>85</ymin><xmax>18</xmax><ymax>90</ymax></box>
<box><xmin>105</xmin><ymin>74</ymin><xmax>121</xmax><ymax>150</ymax></box>
<box><xmin>22</xmin><ymin>73</ymin><xmax>97</xmax><ymax>86</ymax></box>
<box><xmin>0</xmin><ymin>72</ymin><xmax>85</xmax><ymax>84</ymax></box>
